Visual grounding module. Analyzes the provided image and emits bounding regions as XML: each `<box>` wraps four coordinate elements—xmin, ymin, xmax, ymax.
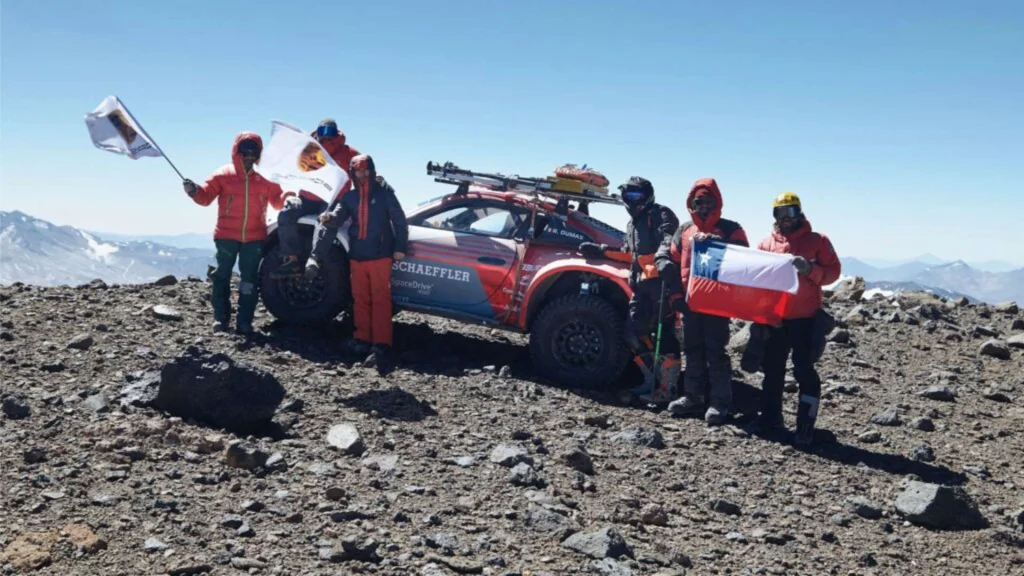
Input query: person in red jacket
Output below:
<box><xmin>306</xmin><ymin>154</ymin><xmax>408</xmax><ymax>374</ymax></box>
<box><xmin>183</xmin><ymin>132</ymin><xmax>287</xmax><ymax>334</ymax></box>
<box><xmin>755</xmin><ymin>191</ymin><xmax>841</xmax><ymax>446</ymax></box>
<box><xmin>655</xmin><ymin>178</ymin><xmax>748</xmax><ymax>425</ymax></box>
<box><xmin>273</xmin><ymin>119</ymin><xmax>362</xmax><ymax>277</ymax></box>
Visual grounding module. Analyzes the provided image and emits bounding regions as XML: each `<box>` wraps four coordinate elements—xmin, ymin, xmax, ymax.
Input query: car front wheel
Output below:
<box><xmin>259</xmin><ymin>239</ymin><xmax>349</xmax><ymax>326</ymax></box>
<box><xmin>529</xmin><ymin>293</ymin><xmax>628</xmax><ymax>390</ymax></box>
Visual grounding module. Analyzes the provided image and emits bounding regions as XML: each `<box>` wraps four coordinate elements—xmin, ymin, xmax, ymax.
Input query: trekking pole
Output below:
<box><xmin>652</xmin><ymin>279</ymin><xmax>666</xmax><ymax>401</ymax></box>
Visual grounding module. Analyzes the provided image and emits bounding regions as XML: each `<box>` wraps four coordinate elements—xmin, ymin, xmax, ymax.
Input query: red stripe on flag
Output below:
<box><xmin>687</xmin><ymin>277</ymin><xmax>791</xmax><ymax>325</ymax></box>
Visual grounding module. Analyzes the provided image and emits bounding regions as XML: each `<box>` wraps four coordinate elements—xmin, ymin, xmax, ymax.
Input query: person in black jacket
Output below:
<box><xmin>578</xmin><ymin>176</ymin><xmax>681</xmax><ymax>402</ymax></box>
<box><xmin>305</xmin><ymin>154</ymin><xmax>408</xmax><ymax>373</ymax></box>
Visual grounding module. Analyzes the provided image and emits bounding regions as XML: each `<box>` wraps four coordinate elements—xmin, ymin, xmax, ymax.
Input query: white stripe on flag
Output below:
<box><xmin>716</xmin><ymin>244</ymin><xmax>800</xmax><ymax>294</ymax></box>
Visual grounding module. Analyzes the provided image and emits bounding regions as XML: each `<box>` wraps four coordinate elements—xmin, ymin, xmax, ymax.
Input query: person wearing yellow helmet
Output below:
<box><xmin>754</xmin><ymin>191</ymin><xmax>841</xmax><ymax>447</ymax></box>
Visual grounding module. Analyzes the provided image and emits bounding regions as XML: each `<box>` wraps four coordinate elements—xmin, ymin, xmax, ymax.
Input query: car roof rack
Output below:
<box><xmin>426</xmin><ymin>161</ymin><xmax>625</xmax><ymax>207</ymax></box>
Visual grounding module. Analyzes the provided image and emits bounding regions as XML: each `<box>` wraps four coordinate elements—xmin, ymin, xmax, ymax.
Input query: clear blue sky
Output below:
<box><xmin>2</xmin><ymin>0</ymin><xmax>1022</xmax><ymax>264</ymax></box>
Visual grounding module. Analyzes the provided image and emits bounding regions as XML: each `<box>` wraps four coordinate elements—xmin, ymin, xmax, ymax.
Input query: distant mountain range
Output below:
<box><xmin>1</xmin><ymin>211</ymin><xmax>214</xmax><ymax>287</ymax></box>
<box><xmin>1</xmin><ymin>210</ymin><xmax>1021</xmax><ymax>305</ymax></box>
<box><xmin>838</xmin><ymin>257</ymin><xmax>1023</xmax><ymax>305</ymax></box>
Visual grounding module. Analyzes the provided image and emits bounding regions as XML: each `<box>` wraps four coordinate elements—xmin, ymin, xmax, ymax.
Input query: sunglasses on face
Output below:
<box><xmin>773</xmin><ymin>206</ymin><xmax>800</xmax><ymax>220</ymax></box>
<box><xmin>692</xmin><ymin>197</ymin><xmax>716</xmax><ymax>210</ymax></box>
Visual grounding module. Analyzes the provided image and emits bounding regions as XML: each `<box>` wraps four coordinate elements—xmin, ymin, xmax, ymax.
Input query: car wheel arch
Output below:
<box><xmin>524</xmin><ymin>270</ymin><xmax>630</xmax><ymax>331</ymax></box>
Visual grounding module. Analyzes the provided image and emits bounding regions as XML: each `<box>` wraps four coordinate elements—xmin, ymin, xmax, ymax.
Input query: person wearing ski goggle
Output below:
<box><xmin>751</xmin><ymin>191</ymin><xmax>842</xmax><ymax>447</ymax></box>
<box><xmin>654</xmin><ymin>178</ymin><xmax>749</xmax><ymax>425</ymax></box>
<box><xmin>577</xmin><ymin>176</ymin><xmax>682</xmax><ymax>404</ymax></box>
<box><xmin>272</xmin><ymin>119</ymin><xmax>364</xmax><ymax>278</ymax></box>
<box><xmin>182</xmin><ymin>132</ymin><xmax>288</xmax><ymax>335</ymax></box>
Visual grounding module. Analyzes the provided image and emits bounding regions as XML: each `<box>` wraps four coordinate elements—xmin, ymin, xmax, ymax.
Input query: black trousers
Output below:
<box><xmin>760</xmin><ymin>317</ymin><xmax>822</xmax><ymax>420</ymax></box>
<box><xmin>681</xmin><ymin>308</ymin><xmax>732</xmax><ymax>407</ymax></box>
<box><xmin>627</xmin><ymin>279</ymin><xmax>680</xmax><ymax>356</ymax></box>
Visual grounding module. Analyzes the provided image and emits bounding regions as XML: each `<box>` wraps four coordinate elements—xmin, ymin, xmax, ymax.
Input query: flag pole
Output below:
<box><xmin>115</xmin><ymin>97</ymin><xmax>186</xmax><ymax>181</ymax></box>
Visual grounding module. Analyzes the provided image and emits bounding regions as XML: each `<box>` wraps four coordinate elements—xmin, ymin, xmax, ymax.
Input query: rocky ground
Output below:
<box><xmin>1</xmin><ymin>275</ymin><xmax>1023</xmax><ymax>576</ymax></box>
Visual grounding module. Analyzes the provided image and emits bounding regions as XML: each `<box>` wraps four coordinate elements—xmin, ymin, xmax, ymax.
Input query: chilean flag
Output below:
<box><xmin>686</xmin><ymin>239</ymin><xmax>800</xmax><ymax>325</ymax></box>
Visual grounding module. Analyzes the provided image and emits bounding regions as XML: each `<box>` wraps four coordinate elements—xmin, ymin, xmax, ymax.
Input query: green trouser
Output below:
<box><xmin>210</xmin><ymin>239</ymin><xmax>264</xmax><ymax>327</ymax></box>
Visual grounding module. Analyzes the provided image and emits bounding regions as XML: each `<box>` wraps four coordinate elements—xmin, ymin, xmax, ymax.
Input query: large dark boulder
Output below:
<box><xmin>153</xmin><ymin>346</ymin><xmax>285</xmax><ymax>434</ymax></box>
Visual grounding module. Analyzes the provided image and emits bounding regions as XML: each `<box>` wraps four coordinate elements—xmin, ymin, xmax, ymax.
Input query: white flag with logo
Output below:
<box><xmin>84</xmin><ymin>95</ymin><xmax>163</xmax><ymax>159</ymax></box>
<box><xmin>255</xmin><ymin>120</ymin><xmax>351</xmax><ymax>203</ymax></box>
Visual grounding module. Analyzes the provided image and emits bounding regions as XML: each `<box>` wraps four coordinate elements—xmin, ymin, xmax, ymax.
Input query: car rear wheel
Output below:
<box><xmin>529</xmin><ymin>293</ymin><xmax>628</xmax><ymax>390</ymax></box>
<box><xmin>259</xmin><ymin>237</ymin><xmax>349</xmax><ymax>326</ymax></box>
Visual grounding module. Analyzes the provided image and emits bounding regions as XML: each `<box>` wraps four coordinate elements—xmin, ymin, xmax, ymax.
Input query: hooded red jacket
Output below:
<box><xmin>192</xmin><ymin>132</ymin><xmax>287</xmax><ymax>243</ymax></box>
<box><xmin>655</xmin><ymin>178</ymin><xmax>748</xmax><ymax>306</ymax></box>
<box><xmin>758</xmin><ymin>219</ymin><xmax>841</xmax><ymax>319</ymax></box>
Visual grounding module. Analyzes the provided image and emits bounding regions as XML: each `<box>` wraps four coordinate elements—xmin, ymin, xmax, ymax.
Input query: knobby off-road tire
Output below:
<box><xmin>259</xmin><ymin>239</ymin><xmax>349</xmax><ymax>326</ymax></box>
<box><xmin>529</xmin><ymin>293</ymin><xmax>629</xmax><ymax>390</ymax></box>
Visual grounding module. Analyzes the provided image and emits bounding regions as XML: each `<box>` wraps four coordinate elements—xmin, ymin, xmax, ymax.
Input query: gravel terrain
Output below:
<box><xmin>1</xmin><ymin>275</ymin><xmax>1023</xmax><ymax>575</ymax></box>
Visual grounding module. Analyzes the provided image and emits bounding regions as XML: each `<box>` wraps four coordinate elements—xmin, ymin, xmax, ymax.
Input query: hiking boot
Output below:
<box><xmin>235</xmin><ymin>322</ymin><xmax>254</xmax><ymax>336</ymax></box>
<box><xmin>667</xmin><ymin>395</ymin><xmax>704</xmax><ymax>416</ymax></box>
<box><xmin>271</xmin><ymin>255</ymin><xmax>303</xmax><ymax>279</ymax></box>
<box><xmin>794</xmin><ymin>426</ymin><xmax>815</xmax><ymax>447</ymax></box>
<box><xmin>212</xmin><ymin>320</ymin><xmax>229</xmax><ymax>333</ymax></box>
<box><xmin>343</xmin><ymin>338</ymin><xmax>371</xmax><ymax>357</ymax></box>
<box><xmin>367</xmin><ymin>345</ymin><xmax>394</xmax><ymax>376</ymax></box>
<box><xmin>303</xmin><ymin>261</ymin><xmax>321</xmax><ymax>282</ymax></box>
<box><xmin>705</xmin><ymin>405</ymin><xmax>729</xmax><ymax>425</ymax></box>
<box><xmin>749</xmin><ymin>410</ymin><xmax>786</xmax><ymax>437</ymax></box>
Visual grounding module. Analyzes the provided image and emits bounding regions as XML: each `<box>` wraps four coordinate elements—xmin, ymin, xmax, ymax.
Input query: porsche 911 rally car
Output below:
<box><xmin>259</xmin><ymin>161</ymin><xmax>636</xmax><ymax>388</ymax></box>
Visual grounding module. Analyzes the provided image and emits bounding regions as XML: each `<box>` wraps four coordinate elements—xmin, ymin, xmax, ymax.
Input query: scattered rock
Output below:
<box><xmin>327</xmin><ymin>423</ymin><xmax>365</xmax><ymax>456</ymax></box>
<box><xmin>82</xmin><ymin>393</ymin><xmax>110</xmax><ymax>414</ymax></box>
<box><xmin>980</xmin><ymin>339</ymin><xmax>1011</xmax><ymax>360</ymax></box>
<box><xmin>152</xmin><ymin>275</ymin><xmax>178</xmax><ymax>286</ymax></box>
<box><xmin>894</xmin><ymin>481</ymin><xmax>988</xmax><ymax>530</ymax></box>
<box><xmin>910</xmin><ymin>417</ymin><xmax>936</xmax><ymax>431</ymax></box>
<box><xmin>2</xmin><ymin>394</ymin><xmax>31</xmax><ymax>419</ymax></box>
<box><xmin>920</xmin><ymin>385</ymin><xmax>956</xmax><ymax>401</ymax></box>
<box><xmin>151</xmin><ymin>304</ymin><xmax>183</xmax><ymax>320</ymax></box>
<box><xmin>562</xmin><ymin>448</ymin><xmax>595</xmax><ymax>475</ymax></box>
<box><xmin>710</xmin><ymin>499</ymin><xmax>742</xmax><ymax>516</ymax></box>
<box><xmin>994</xmin><ymin>301</ymin><xmax>1019</xmax><ymax>314</ymax></box>
<box><xmin>983</xmin><ymin>388</ymin><xmax>1012</xmax><ymax>403</ymax></box>
<box><xmin>223</xmin><ymin>440</ymin><xmax>269</xmax><ymax>470</ymax></box>
<box><xmin>640</xmin><ymin>503</ymin><xmax>669</xmax><ymax>526</ymax></box>
<box><xmin>509</xmin><ymin>462</ymin><xmax>544</xmax><ymax>487</ymax></box>
<box><xmin>66</xmin><ymin>333</ymin><xmax>94</xmax><ymax>350</ymax></box>
<box><xmin>910</xmin><ymin>444</ymin><xmax>936</xmax><ymax>462</ymax></box>
<box><xmin>489</xmin><ymin>444</ymin><xmax>532</xmax><ymax>467</ymax></box>
<box><xmin>562</xmin><ymin>526</ymin><xmax>634</xmax><ymax>560</ymax></box>
<box><xmin>1006</xmin><ymin>333</ymin><xmax>1024</xmax><ymax>349</ymax></box>
<box><xmin>610</xmin><ymin>426</ymin><xmax>665</xmax><ymax>449</ymax></box>
<box><xmin>846</xmin><ymin>497</ymin><xmax>884</xmax><ymax>519</ymax></box>
<box><xmin>858</xmin><ymin>430</ymin><xmax>882</xmax><ymax>443</ymax></box>
<box><xmin>870</xmin><ymin>406</ymin><xmax>902</xmax><ymax>426</ymax></box>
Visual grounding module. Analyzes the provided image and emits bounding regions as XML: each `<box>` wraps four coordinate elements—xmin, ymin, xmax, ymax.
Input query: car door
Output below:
<box><xmin>394</xmin><ymin>199</ymin><xmax>526</xmax><ymax>320</ymax></box>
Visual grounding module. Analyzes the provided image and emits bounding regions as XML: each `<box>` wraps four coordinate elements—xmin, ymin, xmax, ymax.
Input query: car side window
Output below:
<box><xmin>414</xmin><ymin>203</ymin><xmax>528</xmax><ymax>239</ymax></box>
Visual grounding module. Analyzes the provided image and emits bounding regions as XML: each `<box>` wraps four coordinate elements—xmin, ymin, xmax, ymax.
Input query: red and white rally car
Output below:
<box><xmin>260</xmin><ymin>162</ymin><xmax>636</xmax><ymax>388</ymax></box>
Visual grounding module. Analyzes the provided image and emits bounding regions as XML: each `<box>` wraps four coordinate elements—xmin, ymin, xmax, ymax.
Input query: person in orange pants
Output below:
<box><xmin>306</xmin><ymin>154</ymin><xmax>408</xmax><ymax>373</ymax></box>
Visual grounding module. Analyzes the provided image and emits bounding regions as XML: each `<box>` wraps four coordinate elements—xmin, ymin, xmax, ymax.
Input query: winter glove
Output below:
<box><xmin>182</xmin><ymin>179</ymin><xmax>197</xmax><ymax>197</ymax></box>
<box><xmin>792</xmin><ymin>256</ymin><xmax>812</xmax><ymax>276</ymax></box>
<box><xmin>283</xmin><ymin>196</ymin><xmax>303</xmax><ymax>210</ymax></box>
<box><xmin>578</xmin><ymin>242</ymin><xmax>608</xmax><ymax>259</ymax></box>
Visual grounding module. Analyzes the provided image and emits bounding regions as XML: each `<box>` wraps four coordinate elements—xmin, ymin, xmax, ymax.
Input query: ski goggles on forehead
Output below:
<box><xmin>316</xmin><ymin>124</ymin><xmax>338</xmax><ymax>138</ymax></box>
<box><xmin>773</xmin><ymin>205</ymin><xmax>800</xmax><ymax>219</ymax></box>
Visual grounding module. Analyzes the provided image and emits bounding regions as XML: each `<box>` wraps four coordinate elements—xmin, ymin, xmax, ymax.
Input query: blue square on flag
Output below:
<box><xmin>691</xmin><ymin>240</ymin><xmax>728</xmax><ymax>282</ymax></box>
